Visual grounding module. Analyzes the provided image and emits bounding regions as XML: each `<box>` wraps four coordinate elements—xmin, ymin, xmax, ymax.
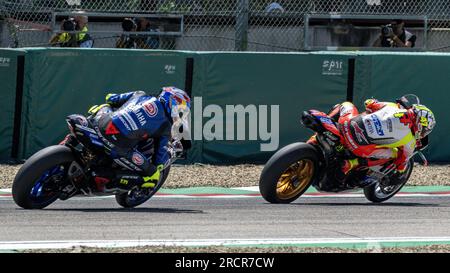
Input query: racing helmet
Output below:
<box><xmin>412</xmin><ymin>104</ymin><xmax>436</xmax><ymax>139</ymax></box>
<box><xmin>158</xmin><ymin>87</ymin><xmax>191</xmax><ymax>119</ymax></box>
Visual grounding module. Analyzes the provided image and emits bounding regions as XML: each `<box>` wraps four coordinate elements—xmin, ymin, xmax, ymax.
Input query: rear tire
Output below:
<box><xmin>115</xmin><ymin>166</ymin><xmax>171</xmax><ymax>208</ymax></box>
<box><xmin>259</xmin><ymin>143</ymin><xmax>319</xmax><ymax>204</ymax></box>
<box><xmin>364</xmin><ymin>159</ymin><xmax>414</xmax><ymax>203</ymax></box>
<box><xmin>12</xmin><ymin>145</ymin><xmax>75</xmax><ymax>209</ymax></box>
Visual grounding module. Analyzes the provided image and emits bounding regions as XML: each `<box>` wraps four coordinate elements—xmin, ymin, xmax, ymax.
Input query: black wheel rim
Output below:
<box><xmin>125</xmin><ymin>188</ymin><xmax>153</xmax><ymax>206</ymax></box>
<box><xmin>374</xmin><ymin>163</ymin><xmax>413</xmax><ymax>199</ymax></box>
<box><xmin>29</xmin><ymin>165</ymin><xmax>65</xmax><ymax>205</ymax></box>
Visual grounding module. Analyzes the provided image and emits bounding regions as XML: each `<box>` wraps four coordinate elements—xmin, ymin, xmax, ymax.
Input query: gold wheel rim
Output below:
<box><xmin>276</xmin><ymin>159</ymin><xmax>314</xmax><ymax>200</ymax></box>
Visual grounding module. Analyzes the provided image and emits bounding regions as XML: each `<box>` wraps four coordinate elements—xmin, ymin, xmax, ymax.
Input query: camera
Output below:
<box><xmin>62</xmin><ymin>18</ymin><xmax>76</xmax><ymax>32</ymax></box>
<box><xmin>122</xmin><ymin>18</ymin><xmax>137</xmax><ymax>32</ymax></box>
<box><xmin>381</xmin><ymin>24</ymin><xmax>393</xmax><ymax>37</ymax></box>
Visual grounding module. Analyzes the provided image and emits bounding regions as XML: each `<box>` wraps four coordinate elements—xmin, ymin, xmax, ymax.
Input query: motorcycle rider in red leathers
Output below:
<box><xmin>309</xmin><ymin>98</ymin><xmax>436</xmax><ymax>179</ymax></box>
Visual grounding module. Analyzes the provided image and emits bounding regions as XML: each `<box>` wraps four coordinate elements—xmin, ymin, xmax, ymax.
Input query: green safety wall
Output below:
<box><xmin>192</xmin><ymin>52</ymin><xmax>350</xmax><ymax>163</ymax></box>
<box><xmin>0</xmin><ymin>49</ymin><xmax>25</xmax><ymax>159</ymax></box>
<box><xmin>353</xmin><ymin>52</ymin><xmax>450</xmax><ymax>162</ymax></box>
<box><xmin>2</xmin><ymin>48</ymin><xmax>450</xmax><ymax>163</ymax></box>
<box><xmin>17</xmin><ymin>48</ymin><xmax>188</xmax><ymax>160</ymax></box>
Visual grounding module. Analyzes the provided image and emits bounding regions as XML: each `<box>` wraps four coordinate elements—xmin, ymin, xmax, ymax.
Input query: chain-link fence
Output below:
<box><xmin>1</xmin><ymin>0</ymin><xmax>450</xmax><ymax>51</ymax></box>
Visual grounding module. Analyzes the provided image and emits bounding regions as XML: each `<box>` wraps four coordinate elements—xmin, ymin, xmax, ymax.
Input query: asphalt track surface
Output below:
<box><xmin>0</xmin><ymin>194</ymin><xmax>449</xmax><ymax>244</ymax></box>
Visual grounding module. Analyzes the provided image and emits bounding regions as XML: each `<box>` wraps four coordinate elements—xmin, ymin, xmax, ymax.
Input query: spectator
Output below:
<box><xmin>116</xmin><ymin>18</ymin><xmax>138</xmax><ymax>48</ymax></box>
<box><xmin>372</xmin><ymin>19</ymin><xmax>416</xmax><ymax>48</ymax></box>
<box><xmin>49</xmin><ymin>18</ymin><xmax>78</xmax><ymax>47</ymax></box>
<box><xmin>135</xmin><ymin>17</ymin><xmax>160</xmax><ymax>49</ymax></box>
<box><xmin>74</xmin><ymin>15</ymin><xmax>94</xmax><ymax>48</ymax></box>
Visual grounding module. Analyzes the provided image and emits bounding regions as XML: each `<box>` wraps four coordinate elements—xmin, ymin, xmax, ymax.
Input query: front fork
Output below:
<box><xmin>414</xmin><ymin>150</ymin><xmax>428</xmax><ymax>166</ymax></box>
<box><xmin>59</xmin><ymin>134</ymin><xmax>79</xmax><ymax>147</ymax></box>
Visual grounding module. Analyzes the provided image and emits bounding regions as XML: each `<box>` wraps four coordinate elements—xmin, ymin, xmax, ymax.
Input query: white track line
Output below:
<box><xmin>1</xmin><ymin>237</ymin><xmax>450</xmax><ymax>250</ymax></box>
<box><xmin>231</xmin><ymin>186</ymin><xmax>259</xmax><ymax>191</ymax></box>
<box><xmin>2</xmin><ymin>187</ymin><xmax>450</xmax><ymax>200</ymax></box>
<box><xmin>1</xmin><ymin>193</ymin><xmax>450</xmax><ymax>200</ymax></box>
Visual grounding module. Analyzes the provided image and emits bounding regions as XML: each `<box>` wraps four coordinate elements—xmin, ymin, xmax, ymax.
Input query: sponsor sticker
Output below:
<box><xmin>322</xmin><ymin>60</ymin><xmax>344</xmax><ymax>76</ymax></box>
<box><xmin>135</xmin><ymin>110</ymin><xmax>147</xmax><ymax>126</ymax></box>
<box><xmin>371</xmin><ymin>115</ymin><xmax>384</xmax><ymax>136</ymax></box>
<box><xmin>343</xmin><ymin>121</ymin><xmax>358</xmax><ymax>150</ymax></box>
<box><xmin>122</xmin><ymin>112</ymin><xmax>138</xmax><ymax>130</ymax></box>
<box><xmin>143</xmin><ymin>101</ymin><xmax>158</xmax><ymax>117</ymax></box>
<box><xmin>118</xmin><ymin>116</ymin><xmax>131</xmax><ymax>131</ymax></box>
<box><xmin>0</xmin><ymin>57</ymin><xmax>11</xmax><ymax>67</ymax></box>
<box><xmin>318</xmin><ymin>116</ymin><xmax>334</xmax><ymax>125</ymax></box>
<box><xmin>324</xmin><ymin>131</ymin><xmax>338</xmax><ymax>142</ymax></box>
<box><xmin>387</xmin><ymin>119</ymin><xmax>393</xmax><ymax>132</ymax></box>
<box><xmin>165</xmin><ymin>65</ymin><xmax>176</xmax><ymax>74</ymax></box>
<box><xmin>364</xmin><ymin>118</ymin><xmax>375</xmax><ymax>135</ymax></box>
<box><xmin>132</xmin><ymin>152</ymin><xmax>145</xmax><ymax>166</ymax></box>
<box><xmin>351</xmin><ymin>121</ymin><xmax>369</xmax><ymax>144</ymax></box>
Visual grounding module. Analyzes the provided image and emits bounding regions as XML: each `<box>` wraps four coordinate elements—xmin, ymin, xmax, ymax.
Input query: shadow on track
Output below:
<box><xmin>286</xmin><ymin>202</ymin><xmax>442</xmax><ymax>207</ymax></box>
<box><xmin>43</xmin><ymin>207</ymin><xmax>205</xmax><ymax>214</ymax></box>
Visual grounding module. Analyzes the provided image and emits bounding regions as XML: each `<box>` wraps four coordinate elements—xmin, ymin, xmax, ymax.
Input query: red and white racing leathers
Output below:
<box><xmin>336</xmin><ymin>99</ymin><xmax>417</xmax><ymax>174</ymax></box>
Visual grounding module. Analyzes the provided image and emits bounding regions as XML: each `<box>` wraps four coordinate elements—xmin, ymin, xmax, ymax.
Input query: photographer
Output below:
<box><xmin>372</xmin><ymin>19</ymin><xmax>416</xmax><ymax>48</ymax></box>
<box><xmin>49</xmin><ymin>15</ymin><xmax>93</xmax><ymax>48</ymax></box>
<box><xmin>134</xmin><ymin>17</ymin><xmax>160</xmax><ymax>49</ymax></box>
<box><xmin>74</xmin><ymin>15</ymin><xmax>93</xmax><ymax>48</ymax></box>
<box><xmin>49</xmin><ymin>18</ymin><xmax>78</xmax><ymax>47</ymax></box>
<box><xmin>116</xmin><ymin>18</ymin><xmax>138</xmax><ymax>48</ymax></box>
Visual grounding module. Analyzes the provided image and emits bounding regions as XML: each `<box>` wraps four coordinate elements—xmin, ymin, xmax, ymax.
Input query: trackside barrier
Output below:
<box><xmin>191</xmin><ymin>52</ymin><xmax>350</xmax><ymax>163</ymax></box>
<box><xmin>0</xmin><ymin>49</ymin><xmax>448</xmax><ymax>163</ymax></box>
<box><xmin>17</xmin><ymin>48</ymin><xmax>189</xmax><ymax>160</ymax></box>
<box><xmin>353</xmin><ymin>52</ymin><xmax>450</xmax><ymax>162</ymax></box>
<box><xmin>0</xmin><ymin>49</ymin><xmax>25</xmax><ymax>160</ymax></box>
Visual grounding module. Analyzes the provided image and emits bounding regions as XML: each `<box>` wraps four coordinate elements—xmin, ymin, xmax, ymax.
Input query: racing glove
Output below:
<box><xmin>105</xmin><ymin>93</ymin><xmax>115</xmax><ymax>105</ymax></box>
<box><xmin>88</xmin><ymin>104</ymin><xmax>109</xmax><ymax>115</ymax></box>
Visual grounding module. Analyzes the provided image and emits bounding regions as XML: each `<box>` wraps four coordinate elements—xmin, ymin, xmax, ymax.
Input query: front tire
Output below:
<box><xmin>364</xmin><ymin>159</ymin><xmax>414</xmax><ymax>203</ymax></box>
<box><xmin>12</xmin><ymin>145</ymin><xmax>75</xmax><ymax>209</ymax></box>
<box><xmin>115</xmin><ymin>166</ymin><xmax>171</xmax><ymax>208</ymax></box>
<box><xmin>259</xmin><ymin>143</ymin><xmax>319</xmax><ymax>204</ymax></box>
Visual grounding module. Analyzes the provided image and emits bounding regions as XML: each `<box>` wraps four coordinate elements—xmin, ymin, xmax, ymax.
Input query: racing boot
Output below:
<box><xmin>306</xmin><ymin>134</ymin><xmax>318</xmax><ymax>145</ymax></box>
<box><xmin>336</xmin><ymin>158</ymin><xmax>360</xmax><ymax>183</ymax></box>
<box><xmin>141</xmin><ymin>164</ymin><xmax>164</xmax><ymax>188</ymax></box>
<box><xmin>342</xmin><ymin>158</ymin><xmax>360</xmax><ymax>175</ymax></box>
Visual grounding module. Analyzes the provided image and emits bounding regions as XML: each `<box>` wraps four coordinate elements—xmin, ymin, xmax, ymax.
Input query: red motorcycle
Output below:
<box><xmin>259</xmin><ymin>95</ymin><xmax>429</xmax><ymax>203</ymax></box>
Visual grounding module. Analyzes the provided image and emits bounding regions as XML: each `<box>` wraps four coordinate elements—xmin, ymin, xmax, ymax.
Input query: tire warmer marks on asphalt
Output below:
<box><xmin>1</xmin><ymin>186</ymin><xmax>450</xmax><ymax>199</ymax></box>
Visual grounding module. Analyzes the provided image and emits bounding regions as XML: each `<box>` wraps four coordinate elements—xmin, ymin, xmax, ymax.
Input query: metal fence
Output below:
<box><xmin>1</xmin><ymin>0</ymin><xmax>450</xmax><ymax>51</ymax></box>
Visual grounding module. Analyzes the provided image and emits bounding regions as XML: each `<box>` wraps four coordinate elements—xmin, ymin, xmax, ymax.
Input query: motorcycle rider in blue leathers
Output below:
<box><xmin>88</xmin><ymin>87</ymin><xmax>191</xmax><ymax>189</ymax></box>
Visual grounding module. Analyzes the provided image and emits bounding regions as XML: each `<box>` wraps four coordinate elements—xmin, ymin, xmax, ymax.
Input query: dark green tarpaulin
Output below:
<box><xmin>353</xmin><ymin>52</ymin><xmax>450</xmax><ymax>162</ymax></box>
<box><xmin>3</xmin><ymin>48</ymin><xmax>449</xmax><ymax>163</ymax></box>
<box><xmin>194</xmin><ymin>52</ymin><xmax>350</xmax><ymax>163</ymax></box>
<box><xmin>19</xmin><ymin>48</ymin><xmax>187</xmax><ymax>159</ymax></box>
<box><xmin>0</xmin><ymin>49</ymin><xmax>25</xmax><ymax>159</ymax></box>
